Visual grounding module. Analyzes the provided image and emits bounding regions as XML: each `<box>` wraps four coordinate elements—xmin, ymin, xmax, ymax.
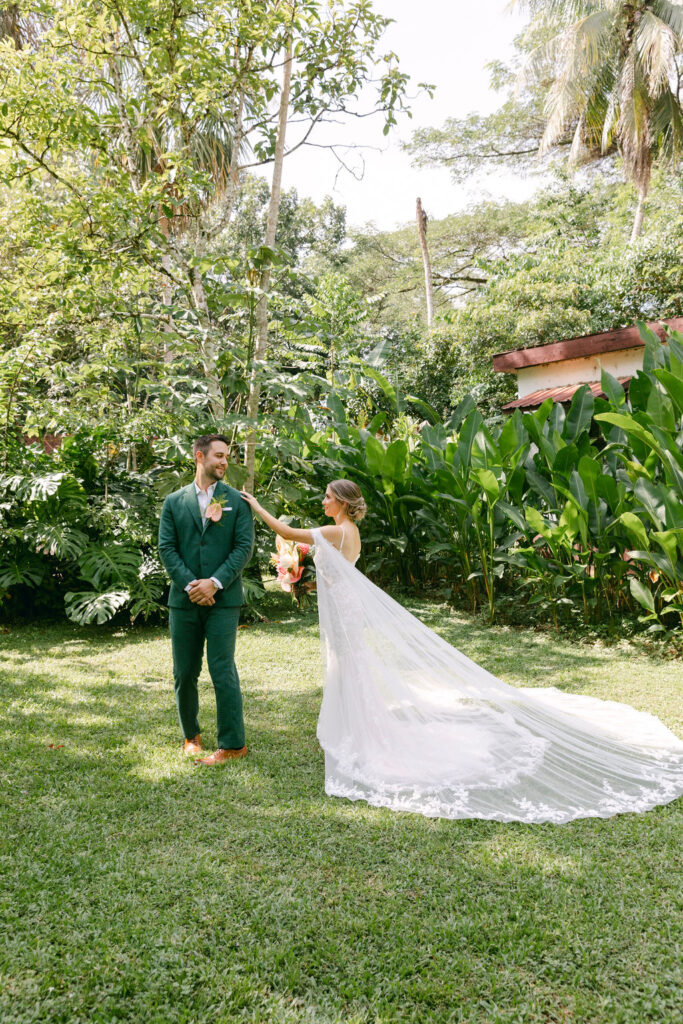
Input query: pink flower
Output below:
<box><xmin>277</xmin><ymin>564</ymin><xmax>303</xmax><ymax>593</ymax></box>
<box><xmin>205</xmin><ymin>500</ymin><xmax>223</xmax><ymax>523</ymax></box>
<box><xmin>277</xmin><ymin>567</ymin><xmax>292</xmax><ymax>592</ymax></box>
<box><xmin>297</xmin><ymin>543</ymin><xmax>310</xmax><ymax>557</ymax></box>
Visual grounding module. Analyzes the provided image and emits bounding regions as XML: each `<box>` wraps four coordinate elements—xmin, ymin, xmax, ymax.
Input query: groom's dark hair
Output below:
<box><xmin>193</xmin><ymin>434</ymin><xmax>230</xmax><ymax>459</ymax></box>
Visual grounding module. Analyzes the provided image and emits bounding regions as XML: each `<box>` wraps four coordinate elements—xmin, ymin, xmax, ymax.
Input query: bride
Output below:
<box><xmin>241</xmin><ymin>479</ymin><xmax>683</xmax><ymax>823</ymax></box>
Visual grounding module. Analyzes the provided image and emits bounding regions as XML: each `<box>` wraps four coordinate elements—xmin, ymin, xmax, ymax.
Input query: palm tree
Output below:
<box><xmin>517</xmin><ymin>1</ymin><xmax>683</xmax><ymax>241</ymax></box>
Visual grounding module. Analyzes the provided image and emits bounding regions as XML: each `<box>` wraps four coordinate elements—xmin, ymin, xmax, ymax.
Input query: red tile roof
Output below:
<box><xmin>493</xmin><ymin>317</ymin><xmax>683</xmax><ymax>373</ymax></box>
<box><xmin>502</xmin><ymin>377</ymin><xmax>631</xmax><ymax>411</ymax></box>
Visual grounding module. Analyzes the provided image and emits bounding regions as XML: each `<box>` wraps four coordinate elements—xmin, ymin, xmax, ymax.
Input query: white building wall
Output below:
<box><xmin>516</xmin><ymin>345</ymin><xmax>667</xmax><ymax>399</ymax></box>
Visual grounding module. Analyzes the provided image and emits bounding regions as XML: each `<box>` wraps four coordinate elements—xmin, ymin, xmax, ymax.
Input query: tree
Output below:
<box><xmin>237</xmin><ymin>0</ymin><xmax>413</xmax><ymax>487</ymax></box>
<box><xmin>282</xmin><ymin>271</ymin><xmax>367</xmax><ymax>378</ymax></box>
<box><xmin>0</xmin><ymin>0</ymin><xmax>409</xmax><ymax>474</ymax></box>
<box><xmin>516</xmin><ymin>0</ymin><xmax>683</xmax><ymax>241</ymax></box>
<box><xmin>0</xmin><ymin>1</ymin><xmax>301</xmax><ymax>424</ymax></box>
<box><xmin>244</xmin><ymin>34</ymin><xmax>293</xmax><ymax>490</ymax></box>
<box><xmin>343</xmin><ymin>197</ymin><xmax>537</xmax><ymax>332</ymax></box>
<box><xmin>223</xmin><ymin>177</ymin><xmax>346</xmax><ymax>272</ymax></box>
<box><xmin>406</xmin><ymin>3</ymin><xmax>683</xmax><ymax>241</ymax></box>
<box><xmin>403</xmin><ymin>21</ymin><xmax>575</xmax><ymax>182</ymax></box>
<box><xmin>415</xmin><ymin>197</ymin><xmax>434</xmax><ymax>327</ymax></box>
<box><xmin>0</xmin><ymin>3</ymin><xmax>41</xmax><ymax>48</ymax></box>
<box><xmin>344</xmin><ymin>171</ymin><xmax>683</xmax><ymax>416</ymax></box>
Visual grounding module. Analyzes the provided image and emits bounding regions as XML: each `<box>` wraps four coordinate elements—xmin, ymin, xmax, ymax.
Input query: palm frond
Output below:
<box><xmin>516</xmin><ymin>32</ymin><xmax>565</xmax><ymax>95</ymax></box>
<box><xmin>617</xmin><ymin>56</ymin><xmax>652</xmax><ymax>188</ymax></box>
<box><xmin>636</xmin><ymin>11</ymin><xmax>679</xmax><ymax>95</ymax></box>
<box><xmin>189</xmin><ymin>116</ymin><xmax>238</xmax><ymax>195</ymax></box>
<box><xmin>600</xmin><ymin>87</ymin><xmax>620</xmax><ymax>152</ymax></box>
<box><xmin>539</xmin><ymin>10</ymin><xmax>614</xmax><ymax>151</ymax></box>
<box><xmin>569</xmin><ymin>9</ymin><xmax>615</xmax><ymax>70</ymax></box>
<box><xmin>568</xmin><ymin>112</ymin><xmax>589</xmax><ymax>164</ymax></box>
<box><xmin>652</xmin><ymin>0</ymin><xmax>683</xmax><ymax>39</ymax></box>
<box><xmin>519</xmin><ymin>8</ymin><xmax>613</xmax><ymax>93</ymax></box>
<box><xmin>511</xmin><ymin>1</ymin><xmax>605</xmax><ymax>19</ymax></box>
<box><xmin>519</xmin><ymin>0</ymin><xmax>682</xmax><ymax>222</ymax></box>
<box><xmin>651</xmin><ymin>85</ymin><xmax>683</xmax><ymax>162</ymax></box>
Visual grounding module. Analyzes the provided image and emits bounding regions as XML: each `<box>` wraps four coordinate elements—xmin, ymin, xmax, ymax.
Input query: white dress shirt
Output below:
<box><xmin>195</xmin><ymin>481</ymin><xmax>216</xmax><ymax>519</ymax></box>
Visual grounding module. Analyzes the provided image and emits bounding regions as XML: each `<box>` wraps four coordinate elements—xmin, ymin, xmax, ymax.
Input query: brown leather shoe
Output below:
<box><xmin>195</xmin><ymin>746</ymin><xmax>248</xmax><ymax>766</ymax></box>
<box><xmin>183</xmin><ymin>734</ymin><xmax>203</xmax><ymax>755</ymax></box>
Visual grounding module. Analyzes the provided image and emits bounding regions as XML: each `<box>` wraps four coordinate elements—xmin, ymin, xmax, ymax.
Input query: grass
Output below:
<box><xmin>1</xmin><ymin>595</ymin><xmax>682</xmax><ymax>1024</ymax></box>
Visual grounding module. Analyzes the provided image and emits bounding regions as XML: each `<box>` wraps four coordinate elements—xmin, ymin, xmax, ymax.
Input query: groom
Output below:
<box><xmin>158</xmin><ymin>434</ymin><xmax>254</xmax><ymax>765</ymax></box>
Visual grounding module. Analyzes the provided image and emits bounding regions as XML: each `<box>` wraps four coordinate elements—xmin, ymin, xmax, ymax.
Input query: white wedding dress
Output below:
<box><xmin>311</xmin><ymin>529</ymin><xmax>683</xmax><ymax>823</ymax></box>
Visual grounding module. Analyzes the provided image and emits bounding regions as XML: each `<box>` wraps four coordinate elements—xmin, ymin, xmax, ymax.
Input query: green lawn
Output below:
<box><xmin>1</xmin><ymin>598</ymin><xmax>682</xmax><ymax>1024</ymax></box>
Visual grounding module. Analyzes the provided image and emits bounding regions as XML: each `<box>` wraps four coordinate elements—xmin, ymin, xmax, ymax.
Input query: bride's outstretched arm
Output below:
<box><xmin>240</xmin><ymin>491</ymin><xmax>317</xmax><ymax>544</ymax></box>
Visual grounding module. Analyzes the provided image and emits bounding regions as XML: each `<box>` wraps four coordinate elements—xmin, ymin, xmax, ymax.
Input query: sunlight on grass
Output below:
<box><xmin>1</xmin><ymin>602</ymin><xmax>681</xmax><ymax>1024</ymax></box>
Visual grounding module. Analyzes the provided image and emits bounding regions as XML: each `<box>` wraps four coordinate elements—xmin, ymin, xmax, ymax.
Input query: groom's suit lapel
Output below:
<box><xmin>213</xmin><ymin>481</ymin><xmax>229</xmax><ymax>504</ymax></box>
<box><xmin>183</xmin><ymin>483</ymin><xmax>204</xmax><ymax>534</ymax></box>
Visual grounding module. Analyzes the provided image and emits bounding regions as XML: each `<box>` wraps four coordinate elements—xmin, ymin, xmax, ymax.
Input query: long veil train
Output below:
<box><xmin>311</xmin><ymin>530</ymin><xmax>683</xmax><ymax>823</ymax></box>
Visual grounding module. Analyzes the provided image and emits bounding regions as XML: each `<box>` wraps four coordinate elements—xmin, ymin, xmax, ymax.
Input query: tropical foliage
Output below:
<box><xmin>341</xmin><ymin>171</ymin><xmax>683</xmax><ymax>414</ymax></box>
<box><xmin>3</xmin><ymin>322</ymin><xmax>683</xmax><ymax>635</ymax></box>
<box><xmin>2</xmin><ymin>1</ymin><xmax>683</xmax><ymax>638</ymax></box>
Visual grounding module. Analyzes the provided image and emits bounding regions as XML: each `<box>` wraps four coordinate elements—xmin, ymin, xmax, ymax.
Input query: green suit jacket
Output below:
<box><xmin>158</xmin><ymin>482</ymin><xmax>254</xmax><ymax>608</ymax></box>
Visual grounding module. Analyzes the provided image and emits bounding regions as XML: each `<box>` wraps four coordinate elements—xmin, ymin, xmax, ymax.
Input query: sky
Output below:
<box><xmin>261</xmin><ymin>0</ymin><xmax>538</xmax><ymax>232</ymax></box>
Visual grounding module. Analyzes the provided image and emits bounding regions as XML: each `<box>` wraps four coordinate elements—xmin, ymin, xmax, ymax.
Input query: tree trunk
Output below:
<box><xmin>159</xmin><ymin>215</ymin><xmax>175</xmax><ymax>363</ymax></box>
<box><xmin>243</xmin><ymin>40</ymin><xmax>293</xmax><ymax>490</ymax></box>
<box><xmin>630</xmin><ymin>181</ymin><xmax>648</xmax><ymax>244</ymax></box>
<box><xmin>416</xmin><ymin>197</ymin><xmax>434</xmax><ymax>327</ymax></box>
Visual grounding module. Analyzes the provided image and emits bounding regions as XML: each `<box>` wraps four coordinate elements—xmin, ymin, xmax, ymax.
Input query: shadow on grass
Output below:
<box><xmin>0</xmin><ymin>604</ymin><xmax>609</xmax><ymax>688</ymax></box>
<box><xmin>2</xmin><ymin>645</ymin><xmax>680</xmax><ymax>837</ymax></box>
<box><xmin>2</xmin><ymin>617</ymin><xmax>681</xmax><ymax>1024</ymax></box>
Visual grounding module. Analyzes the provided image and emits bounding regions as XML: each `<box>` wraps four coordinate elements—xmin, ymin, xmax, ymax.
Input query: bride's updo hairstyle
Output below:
<box><xmin>329</xmin><ymin>479</ymin><xmax>367</xmax><ymax>522</ymax></box>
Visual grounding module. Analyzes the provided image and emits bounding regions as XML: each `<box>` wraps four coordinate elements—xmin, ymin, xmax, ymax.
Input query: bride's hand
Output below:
<box><xmin>240</xmin><ymin>490</ymin><xmax>261</xmax><ymax>513</ymax></box>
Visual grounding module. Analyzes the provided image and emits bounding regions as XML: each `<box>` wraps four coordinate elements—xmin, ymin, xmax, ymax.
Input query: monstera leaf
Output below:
<box><xmin>78</xmin><ymin>544</ymin><xmax>141</xmax><ymax>589</ymax></box>
<box><xmin>64</xmin><ymin>590</ymin><xmax>130</xmax><ymax>625</ymax></box>
<box><xmin>24</xmin><ymin>523</ymin><xmax>89</xmax><ymax>561</ymax></box>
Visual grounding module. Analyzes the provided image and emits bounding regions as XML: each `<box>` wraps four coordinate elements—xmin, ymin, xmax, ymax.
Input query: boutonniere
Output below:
<box><xmin>205</xmin><ymin>496</ymin><xmax>231</xmax><ymax>523</ymax></box>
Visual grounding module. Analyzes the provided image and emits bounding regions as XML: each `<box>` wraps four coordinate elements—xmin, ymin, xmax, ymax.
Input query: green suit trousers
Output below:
<box><xmin>169</xmin><ymin>605</ymin><xmax>244</xmax><ymax>750</ymax></box>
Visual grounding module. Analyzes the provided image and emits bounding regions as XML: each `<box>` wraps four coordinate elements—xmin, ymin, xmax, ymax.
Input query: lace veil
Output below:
<box><xmin>312</xmin><ymin>529</ymin><xmax>683</xmax><ymax>823</ymax></box>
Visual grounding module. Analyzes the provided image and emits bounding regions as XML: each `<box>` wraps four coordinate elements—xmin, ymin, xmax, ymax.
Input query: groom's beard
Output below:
<box><xmin>205</xmin><ymin>464</ymin><xmax>226</xmax><ymax>483</ymax></box>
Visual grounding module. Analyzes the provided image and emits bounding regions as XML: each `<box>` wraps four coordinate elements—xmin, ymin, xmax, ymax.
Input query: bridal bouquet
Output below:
<box><xmin>271</xmin><ymin>536</ymin><xmax>316</xmax><ymax>608</ymax></box>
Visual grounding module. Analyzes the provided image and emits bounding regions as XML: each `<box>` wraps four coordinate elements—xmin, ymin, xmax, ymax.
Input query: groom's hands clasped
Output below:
<box><xmin>187</xmin><ymin>578</ymin><xmax>217</xmax><ymax>606</ymax></box>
